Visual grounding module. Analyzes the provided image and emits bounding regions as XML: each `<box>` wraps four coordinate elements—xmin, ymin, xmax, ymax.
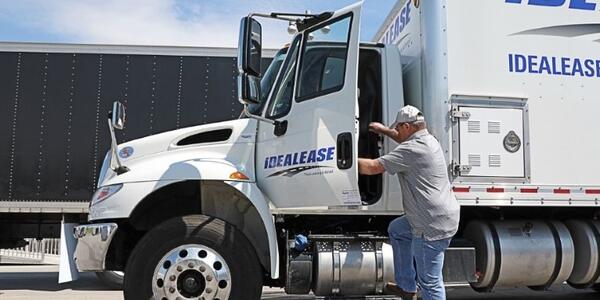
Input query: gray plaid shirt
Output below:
<box><xmin>378</xmin><ymin>129</ymin><xmax>460</xmax><ymax>241</ymax></box>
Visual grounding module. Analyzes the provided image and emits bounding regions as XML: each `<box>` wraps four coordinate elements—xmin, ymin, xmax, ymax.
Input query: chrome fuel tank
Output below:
<box><xmin>565</xmin><ymin>220</ymin><xmax>600</xmax><ymax>287</ymax></box>
<box><xmin>285</xmin><ymin>236</ymin><xmax>475</xmax><ymax>296</ymax></box>
<box><xmin>312</xmin><ymin>240</ymin><xmax>394</xmax><ymax>296</ymax></box>
<box><xmin>464</xmin><ymin>220</ymin><xmax>574</xmax><ymax>291</ymax></box>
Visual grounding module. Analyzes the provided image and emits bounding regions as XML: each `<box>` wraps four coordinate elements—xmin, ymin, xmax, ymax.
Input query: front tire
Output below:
<box><xmin>123</xmin><ymin>215</ymin><xmax>263</xmax><ymax>300</ymax></box>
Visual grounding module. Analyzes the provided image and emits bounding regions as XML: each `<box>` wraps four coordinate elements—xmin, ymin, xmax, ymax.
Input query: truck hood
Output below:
<box><xmin>98</xmin><ymin>118</ymin><xmax>258</xmax><ymax>186</ymax></box>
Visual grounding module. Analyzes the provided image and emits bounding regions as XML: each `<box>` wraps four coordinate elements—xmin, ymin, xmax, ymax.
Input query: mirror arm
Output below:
<box><xmin>107</xmin><ymin>119</ymin><xmax>129</xmax><ymax>175</ymax></box>
<box><xmin>269</xmin><ymin>12</ymin><xmax>321</xmax><ymax>18</ymax></box>
<box><xmin>242</xmin><ymin>105</ymin><xmax>276</xmax><ymax>125</ymax></box>
<box><xmin>249</xmin><ymin>12</ymin><xmax>329</xmax><ymax>23</ymax></box>
<box><xmin>242</xmin><ymin>105</ymin><xmax>286</xmax><ymax>133</ymax></box>
<box><xmin>249</xmin><ymin>13</ymin><xmax>298</xmax><ymax>22</ymax></box>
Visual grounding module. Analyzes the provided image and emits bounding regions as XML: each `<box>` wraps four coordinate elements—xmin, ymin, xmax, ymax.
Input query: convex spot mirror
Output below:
<box><xmin>238</xmin><ymin>73</ymin><xmax>260</xmax><ymax>105</ymax></box>
<box><xmin>111</xmin><ymin>101</ymin><xmax>126</xmax><ymax>130</ymax></box>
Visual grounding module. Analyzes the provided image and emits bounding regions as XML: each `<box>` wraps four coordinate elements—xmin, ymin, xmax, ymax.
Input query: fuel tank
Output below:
<box><xmin>564</xmin><ymin>220</ymin><xmax>600</xmax><ymax>288</ymax></box>
<box><xmin>464</xmin><ymin>220</ymin><xmax>574</xmax><ymax>291</ymax></box>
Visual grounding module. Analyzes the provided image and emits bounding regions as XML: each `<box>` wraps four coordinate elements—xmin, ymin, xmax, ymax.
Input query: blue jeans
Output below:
<box><xmin>388</xmin><ymin>216</ymin><xmax>451</xmax><ymax>300</ymax></box>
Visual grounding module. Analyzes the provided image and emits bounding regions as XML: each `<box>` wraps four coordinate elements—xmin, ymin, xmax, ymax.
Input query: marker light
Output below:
<box><xmin>229</xmin><ymin>171</ymin><xmax>249</xmax><ymax>180</ymax></box>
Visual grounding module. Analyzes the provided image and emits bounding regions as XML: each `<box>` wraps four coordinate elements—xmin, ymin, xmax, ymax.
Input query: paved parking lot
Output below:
<box><xmin>0</xmin><ymin>265</ymin><xmax>598</xmax><ymax>300</ymax></box>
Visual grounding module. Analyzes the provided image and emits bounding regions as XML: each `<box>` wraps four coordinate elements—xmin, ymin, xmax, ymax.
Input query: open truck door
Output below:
<box><xmin>255</xmin><ymin>2</ymin><xmax>363</xmax><ymax>208</ymax></box>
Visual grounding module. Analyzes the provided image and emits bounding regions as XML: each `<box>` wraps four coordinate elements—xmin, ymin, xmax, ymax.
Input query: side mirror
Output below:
<box><xmin>111</xmin><ymin>101</ymin><xmax>126</xmax><ymax>130</ymax></box>
<box><xmin>238</xmin><ymin>16</ymin><xmax>262</xmax><ymax>76</ymax></box>
<box><xmin>238</xmin><ymin>73</ymin><xmax>260</xmax><ymax>104</ymax></box>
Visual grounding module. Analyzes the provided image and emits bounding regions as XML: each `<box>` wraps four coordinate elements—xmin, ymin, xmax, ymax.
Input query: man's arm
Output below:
<box><xmin>358</xmin><ymin>158</ymin><xmax>385</xmax><ymax>175</ymax></box>
<box><xmin>358</xmin><ymin>122</ymin><xmax>394</xmax><ymax>175</ymax></box>
<box><xmin>369</xmin><ymin>122</ymin><xmax>402</xmax><ymax>143</ymax></box>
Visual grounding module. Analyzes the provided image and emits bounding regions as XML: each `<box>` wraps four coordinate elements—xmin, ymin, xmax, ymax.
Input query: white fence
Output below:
<box><xmin>0</xmin><ymin>238</ymin><xmax>60</xmax><ymax>264</ymax></box>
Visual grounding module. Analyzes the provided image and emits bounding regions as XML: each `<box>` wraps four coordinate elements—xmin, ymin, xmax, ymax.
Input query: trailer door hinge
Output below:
<box><xmin>451</xmin><ymin>108</ymin><xmax>471</xmax><ymax>122</ymax></box>
<box><xmin>452</xmin><ymin>161</ymin><xmax>472</xmax><ymax>176</ymax></box>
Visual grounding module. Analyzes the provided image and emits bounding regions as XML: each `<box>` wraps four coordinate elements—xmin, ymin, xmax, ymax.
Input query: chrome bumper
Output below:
<box><xmin>73</xmin><ymin>223</ymin><xmax>118</xmax><ymax>271</ymax></box>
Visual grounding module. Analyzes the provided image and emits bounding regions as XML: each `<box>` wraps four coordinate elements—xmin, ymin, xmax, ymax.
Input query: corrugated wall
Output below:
<box><xmin>0</xmin><ymin>50</ymin><xmax>271</xmax><ymax>202</ymax></box>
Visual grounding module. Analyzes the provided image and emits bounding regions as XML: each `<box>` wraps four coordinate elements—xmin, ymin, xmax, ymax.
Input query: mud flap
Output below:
<box><xmin>59</xmin><ymin>220</ymin><xmax>79</xmax><ymax>283</ymax></box>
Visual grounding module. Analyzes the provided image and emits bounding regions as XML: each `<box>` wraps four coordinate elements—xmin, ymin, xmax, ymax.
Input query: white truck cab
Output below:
<box><xmin>64</xmin><ymin>1</ymin><xmax>600</xmax><ymax>299</ymax></box>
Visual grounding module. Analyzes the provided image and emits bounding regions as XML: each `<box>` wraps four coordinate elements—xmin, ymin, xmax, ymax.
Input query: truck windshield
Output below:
<box><xmin>247</xmin><ymin>47</ymin><xmax>289</xmax><ymax>115</ymax></box>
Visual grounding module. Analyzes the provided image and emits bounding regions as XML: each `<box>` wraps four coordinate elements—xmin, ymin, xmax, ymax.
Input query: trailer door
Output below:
<box><xmin>255</xmin><ymin>3</ymin><xmax>362</xmax><ymax>208</ymax></box>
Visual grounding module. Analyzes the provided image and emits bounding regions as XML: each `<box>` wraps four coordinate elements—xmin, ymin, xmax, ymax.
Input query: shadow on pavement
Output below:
<box><xmin>0</xmin><ymin>267</ymin><xmax>598</xmax><ymax>300</ymax></box>
<box><xmin>263</xmin><ymin>286</ymin><xmax>600</xmax><ymax>300</ymax></box>
<box><xmin>445</xmin><ymin>286</ymin><xmax>599</xmax><ymax>300</ymax></box>
<box><xmin>0</xmin><ymin>271</ymin><xmax>120</xmax><ymax>292</ymax></box>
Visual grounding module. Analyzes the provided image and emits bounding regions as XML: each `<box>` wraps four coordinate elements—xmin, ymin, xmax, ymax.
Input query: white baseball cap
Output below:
<box><xmin>390</xmin><ymin>105</ymin><xmax>425</xmax><ymax>128</ymax></box>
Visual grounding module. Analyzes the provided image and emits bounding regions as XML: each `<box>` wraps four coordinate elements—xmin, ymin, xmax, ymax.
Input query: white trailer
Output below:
<box><xmin>373</xmin><ymin>0</ymin><xmax>600</xmax><ymax>292</ymax></box>
<box><xmin>62</xmin><ymin>1</ymin><xmax>600</xmax><ymax>299</ymax></box>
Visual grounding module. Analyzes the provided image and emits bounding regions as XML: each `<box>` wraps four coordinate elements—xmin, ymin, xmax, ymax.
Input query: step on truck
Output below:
<box><xmin>61</xmin><ymin>1</ymin><xmax>600</xmax><ymax>299</ymax></box>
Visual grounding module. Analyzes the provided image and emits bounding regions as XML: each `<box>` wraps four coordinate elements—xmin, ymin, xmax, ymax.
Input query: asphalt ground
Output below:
<box><xmin>0</xmin><ymin>265</ymin><xmax>598</xmax><ymax>300</ymax></box>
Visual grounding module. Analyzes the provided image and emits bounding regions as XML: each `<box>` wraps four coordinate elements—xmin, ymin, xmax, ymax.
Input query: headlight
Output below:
<box><xmin>91</xmin><ymin>184</ymin><xmax>123</xmax><ymax>206</ymax></box>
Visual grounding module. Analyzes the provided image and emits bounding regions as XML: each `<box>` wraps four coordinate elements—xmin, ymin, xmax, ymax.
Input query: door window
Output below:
<box><xmin>248</xmin><ymin>48</ymin><xmax>288</xmax><ymax>116</ymax></box>
<box><xmin>266</xmin><ymin>35</ymin><xmax>301</xmax><ymax>119</ymax></box>
<box><xmin>296</xmin><ymin>15</ymin><xmax>352</xmax><ymax>102</ymax></box>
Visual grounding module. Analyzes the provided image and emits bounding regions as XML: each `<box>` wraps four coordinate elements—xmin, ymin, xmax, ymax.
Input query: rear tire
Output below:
<box><xmin>123</xmin><ymin>215</ymin><xmax>263</xmax><ymax>300</ymax></box>
<box><xmin>95</xmin><ymin>271</ymin><xmax>124</xmax><ymax>289</ymax></box>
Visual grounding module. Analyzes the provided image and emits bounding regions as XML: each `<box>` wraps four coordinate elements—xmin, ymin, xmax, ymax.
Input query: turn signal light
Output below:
<box><xmin>229</xmin><ymin>171</ymin><xmax>249</xmax><ymax>180</ymax></box>
<box><xmin>91</xmin><ymin>184</ymin><xmax>123</xmax><ymax>206</ymax></box>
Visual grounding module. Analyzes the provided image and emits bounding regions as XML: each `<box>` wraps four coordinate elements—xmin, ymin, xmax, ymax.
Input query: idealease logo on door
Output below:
<box><xmin>264</xmin><ymin>147</ymin><xmax>335</xmax><ymax>169</ymax></box>
<box><xmin>506</xmin><ymin>0</ymin><xmax>598</xmax><ymax>11</ymax></box>
<box><xmin>264</xmin><ymin>146</ymin><xmax>335</xmax><ymax>178</ymax></box>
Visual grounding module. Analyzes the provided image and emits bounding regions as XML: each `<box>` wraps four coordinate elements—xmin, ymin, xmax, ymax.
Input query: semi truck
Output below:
<box><xmin>65</xmin><ymin>0</ymin><xmax>600</xmax><ymax>299</ymax></box>
<box><xmin>0</xmin><ymin>41</ymin><xmax>273</xmax><ymax>286</ymax></box>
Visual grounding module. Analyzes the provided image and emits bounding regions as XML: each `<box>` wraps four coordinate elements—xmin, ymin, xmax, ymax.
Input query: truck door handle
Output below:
<box><xmin>337</xmin><ymin>132</ymin><xmax>353</xmax><ymax>170</ymax></box>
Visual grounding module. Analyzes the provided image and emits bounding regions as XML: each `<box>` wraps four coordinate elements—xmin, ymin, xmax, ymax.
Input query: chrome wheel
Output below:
<box><xmin>152</xmin><ymin>244</ymin><xmax>231</xmax><ymax>300</ymax></box>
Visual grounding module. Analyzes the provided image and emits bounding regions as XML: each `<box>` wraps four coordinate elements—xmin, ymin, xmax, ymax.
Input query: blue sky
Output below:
<box><xmin>0</xmin><ymin>0</ymin><xmax>396</xmax><ymax>48</ymax></box>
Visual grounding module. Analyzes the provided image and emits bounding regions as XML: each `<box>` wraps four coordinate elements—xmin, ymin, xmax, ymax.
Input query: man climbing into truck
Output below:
<box><xmin>358</xmin><ymin>105</ymin><xmax>460</xmax><ymax>300</ymax></box>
